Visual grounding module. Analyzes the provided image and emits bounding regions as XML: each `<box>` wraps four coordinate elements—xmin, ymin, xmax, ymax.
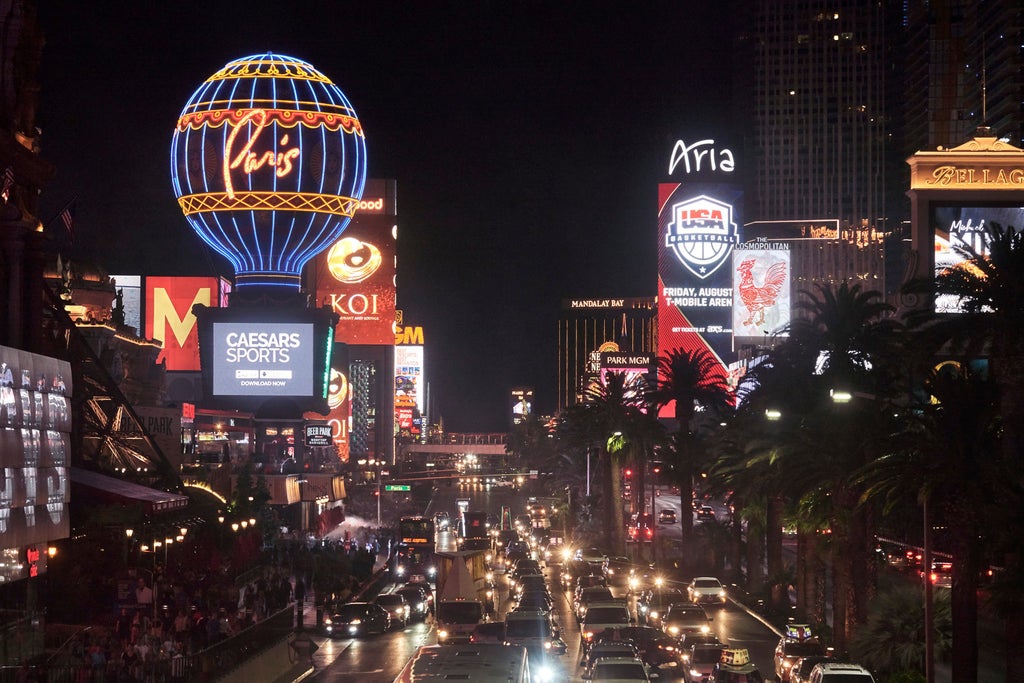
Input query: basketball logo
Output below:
<box><xmin>666</xmin><ymin>195</ymin><xmax>739</xmax><ymax>279</ymax></box>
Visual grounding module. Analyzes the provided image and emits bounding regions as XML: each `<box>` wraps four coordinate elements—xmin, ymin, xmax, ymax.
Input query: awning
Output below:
<box><xmin>70</xmin><ymin>467</ymin><xmax>189</xmax><ymax>515</ymax></box>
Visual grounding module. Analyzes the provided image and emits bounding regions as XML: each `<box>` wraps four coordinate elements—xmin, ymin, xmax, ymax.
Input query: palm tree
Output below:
<box><xmin>902</xmin><ymin>221</ymin><xmax>1024</xmax><ymax>680</ymax></box>
<box><xmin>861</xmin><ymin>364</ymin><xmax>999</xmax><ymax>683</ymax></box>
<box><xmin>560</xmin><ymin>370</ymin><xmax>652</xmax><ymax>555</ymax></box>
<box><xmin>769</xmin><ymin>282</ymin><xmax>902</xmax><ymax>652</ymax></box>
<box><xmin>648</xmin><ymin>347</ymin><xmax>732</xmax><ymax>575</ymax></box>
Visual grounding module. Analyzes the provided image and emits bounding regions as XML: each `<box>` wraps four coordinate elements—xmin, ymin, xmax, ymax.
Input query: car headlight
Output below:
<box><xmin>486</xmin><ymin>572</ymin><xmax>494</xmax><ymax>582</ymax></box>
<box><xmin>438</xmin><ymin>629</ymin><xmax>449</xmax><ymax>640</ymax></box>
<box><xmin>719</xmin><ymin>590</ymin><xmax>727</xmax><ymax>599</ymax></box>
<box><xmin>584</xmin><ymin>631</ymin><xmax>594</xmax><ymax>640</ymax></box>
<box><xmin>544</xmin><ymin>640</ymin><xmax>552</xmax><ymax>650</ymax></box>
<box><xmin>607</xmin><ymin>568</ymin><xmax>614</xmax><ymax>575</ymax></box>
<box><xmin>536</xmin><ymin>664</ymin><xmax>554</xmax><ymax>683</ymax></box>
<box><xmin>668</xmin><ymin>626</ymin><xmax>680</xmax><ymax>635</ymax></box>
<box><xmin>427</xmin><ymin>567</ymin><xmax>437</xmax><ymax>576</ymax></box>
<box><xmin>418</xmin><ymin>603</ymin><xmax>425</xmax><ymax>611</ymax></box>
<box><xmin>650</xmin><ymin>611</ymin><xmax>659</xmax><ymax>620</ymax></box>
<box><xmin>350</xmin><ymin>619</ymin><xmax>362</xmax><ymax>625</ymax></box>
<box><xmin>700</xmin><ymin>624</ymin><xmax>710</xmax><ymax>634</ymax></box>
<box><xmin>691</xmin><ymin>669</ymin><xmax>703</xmax><ymax>678</ymax></box>
<box><xmin>395</xmin><ymin>566</ymin><xmax>405</xmax><ymax>576</ymax></box>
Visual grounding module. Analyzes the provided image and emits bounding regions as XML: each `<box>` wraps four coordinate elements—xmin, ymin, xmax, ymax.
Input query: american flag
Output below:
<box><xmin>59</xmin><ymin>202</ymin><xmax>76</xmax><ymax>236</ymax></box>
<box><xmin>0</xmin><ymin>167</ymin><xmax>13</xmax><ymax>203</ymax></box>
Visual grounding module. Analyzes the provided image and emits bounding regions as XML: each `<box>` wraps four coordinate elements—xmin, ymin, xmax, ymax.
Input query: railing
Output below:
<box><xmin>0</xmin><ymin>605</ymin><xmax>295</xmax><ymax>683</ymax></box>
<box><xmin>424</xmin><ymin>433</ymin><xmax>508</xmax><ymax>446</ymax></box>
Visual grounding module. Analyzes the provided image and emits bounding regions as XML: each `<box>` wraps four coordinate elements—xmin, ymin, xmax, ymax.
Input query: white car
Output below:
<box><xmin>584</xmin><ymin>656</ymin><xmax>652</xmax><ymax>682</ymax></box>
<box><xmin>687</xmin><ymin>576</ymin><xmax>726</xmax><ymax>604</ymax></box>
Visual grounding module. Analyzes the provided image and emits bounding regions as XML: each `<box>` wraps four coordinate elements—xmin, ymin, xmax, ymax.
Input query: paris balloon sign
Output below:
<box><xmin>170</xmin><ymin>53</ymin><xmax>367</xmax><ymax>292</ymax></box>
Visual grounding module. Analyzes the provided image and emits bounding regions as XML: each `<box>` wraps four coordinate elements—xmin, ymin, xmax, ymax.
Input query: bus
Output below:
<box><xmin>395</xmin><ymin>516</ymin><xmax>437</xmax><ymax>580</ymax></box>
<box><xmin>459</xmin><ymin>510</ymin><xmax>491</xmax><ymax>551</ymax></box>
<box><xmin>393</xmin><ymin>643</ymin><xmax>532</xmax><ymax>683</ymax></box>
<box><xmin>400</xmin><ymin>516</ymin><xmax>436</xmax><ymax>548</ymax></box>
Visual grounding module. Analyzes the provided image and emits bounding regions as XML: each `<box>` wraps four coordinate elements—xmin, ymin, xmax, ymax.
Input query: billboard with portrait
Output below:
<box><xmin>309</xmin><ymin>178</ymin><xmax>397</xmax><ymax>345</ymax></box>
<box><xmin>511</xmin><ymin>387</ymin><xmax>533</xmax><ymax>425</ymax></box>
<box><xmin>932</xmin><ymin>205</ymin><xmax>1021</xmax><ymax>312</ymax></box>
<box><xmin>731</xmin><ymin>244</ymin><xmax>791</xmax><ymax>346</ymax></box>
<box><xmin>658</xmin><ymin>182</ymin><xmax>743</xmax><ymax>416</ymax></box>
<box><xmin>146</xmin><ymin>276</ymin><xmax>231</xmax><ymax>371</ymax></box>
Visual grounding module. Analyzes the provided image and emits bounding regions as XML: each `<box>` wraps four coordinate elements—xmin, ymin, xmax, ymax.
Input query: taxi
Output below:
<box><xmin>773</xmin><ymin>624</ymin><xmax>825</xmax><ymax>682</ymax></box>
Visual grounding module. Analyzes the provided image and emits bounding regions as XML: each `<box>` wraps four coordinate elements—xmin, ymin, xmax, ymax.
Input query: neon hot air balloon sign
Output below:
<box><xmin>170</xmin><ymin>53</ymin><xmax>367</xmax><ymax>292</ymax></box>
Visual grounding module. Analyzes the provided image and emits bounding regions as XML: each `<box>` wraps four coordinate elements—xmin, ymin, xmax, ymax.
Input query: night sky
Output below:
<box><xmin>35</xmin><ymin>1</ymin><xmax>740</xmax><ymax>430</ymax></box>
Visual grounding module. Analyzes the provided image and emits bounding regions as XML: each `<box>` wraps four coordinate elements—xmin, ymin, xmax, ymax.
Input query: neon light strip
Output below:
<box><xmin>177</xmin><ymin>192</ymin><xmax>358</xmax><ymax>215</ymax></box>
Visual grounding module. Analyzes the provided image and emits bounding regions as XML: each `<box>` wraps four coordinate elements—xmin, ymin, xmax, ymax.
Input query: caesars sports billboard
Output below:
<box><xmin>196</xmin><ymin>306</ymin><xmax>337</xmax><ymax>413</ymax></box>
<box><xmin>309</xmin><ymin>178</ymin><xmax>397</xmax><ymax>345</ymax></box>
<box><xmin>145</xmin><ymin>276</ymin><xmax>230</xmax><ymax>371</ymax></box>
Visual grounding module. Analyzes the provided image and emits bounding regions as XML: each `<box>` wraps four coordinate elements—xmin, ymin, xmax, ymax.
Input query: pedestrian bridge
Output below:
<box><xmin>401</xmin><ymin>432</ymin><xmax>509</xmax><ymax>456</ymax></box>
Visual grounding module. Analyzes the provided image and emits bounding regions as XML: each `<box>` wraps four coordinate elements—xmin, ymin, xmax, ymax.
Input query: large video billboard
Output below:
<box><xmin>146</xmin><ymin>276</ymin><xmax>230</xmax><ymax>371</ymax></box>
<box><xmin>731</xmin><ymin>244</ymin><xmax>790</xmax><ymax>346</ymax></box>
<box><xmin>932</xmin><ymin>205</ymin><xmax>1021</xmax><ymax>312</ymax></box>
<box><xmin>0</xmin><ymin>345</ymin><xmax>71</xmax><ymax>556</ymax></box>
<box><xmin>511</xmin><ymin>387</ymin><xmax>533</xmax><ymax>425</ymax></box>
<box><xmin>310</xmin><ymin>179</ymin><xmax>397</xmax><ymax>345</ymax></box>
<box><xmin>196</xmin><ymin>306</ymin><xmax>336</xmax><ymax>413</ymax></box>
<box><xmin>658</xmin><ymin>182</ymin><xmax>743</xmax><ymax>416</ymax></box>
<box><xmin>394</xmin><ymin>344</ymin><xmax>423</xmax><ymax>434</ymax></box>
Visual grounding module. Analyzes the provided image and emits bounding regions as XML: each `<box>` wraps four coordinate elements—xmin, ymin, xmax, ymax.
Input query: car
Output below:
<box><xmin>470</xmin><ymin>620</ymin><xmax>506</xmax><ymax>645</ymax></box>
<box><xmin>576</xmin><ymin>547</ymin><xmax>609</xmax><ymax>565</ymax></box>
<box><xmin>574</xmin><ymin>572</ymin><xmax>609</xmax><ymax>594</ymax></box>
<box><xmin>929</xmin><ymin>560</ymin><xmax>952</xmax><ymax>589</ymax></box>
<box><xmin>662</xmin><ymin>602</ymin><xmax>712</xmax><ymax>640</ymax></box>
<box><xmin>658</xmin><ymin>509</ymin><xmax>677</xmax><ymax>524</ymax></box>
<box><xmin>514</xmin><ymin>589</ymin><xmax>554</xmax><ymax>613</ymax></box>
<box><xmin>395</xmin><ymin>585</ymin><xmax>431</xmax><ymax>621</ymax></box>
<box><xmin>697</xmin><ymin>505</ymin><xmax>716</xmax><ymax>522</ymax></box>
<box><xmin>575</xmin><ymin>586</ymin><xmax>616</xmax><ymax>621</ymax></box>
<box><xmin>636</xmin><ymin>587</ymin><xmax>688</xmax><ymax>627</ymax></box>
<box><xmin>504</xmin><ymin>609</ymin><xmax>566</xmax><ymax>656</ymax></box>
<box><xmin>514</xmin><ymin>573</ymin><xmax>549</xmax><ymax>595</ymax></box>
<box><xmin>590</xmin><ymin>626</ymin><xmax>687</xmax><ymax>677</ymax></box>
<box><xmin>323</xmin><ymin>602</ymin><xmax>390</xmax><ymax>637</ymax></box>
<box><xmin>774</xmin><ymin>625</ymin><xmax>826</xmax><ymax>682</ymax></box>
<box><xmin>688</xmin><ymin>577</ymin><xmax>727</xmax><ymax>604</ymax></box>
<box><xmin>626</xmin><ymin>565</ymin><xmax>660</xmax><ymax>594</ymax></box>
<box><xmin>806</xmin><ymin>663</ymin><xmax>875</xmax><ymax>682</ymax></box>
<box><xmin>580</xmin><ymin>602</ymin><xmax>634</xmax><ymax>652</ymax></box>
<box><xmin>627</xmin><ymin>514</ymin><xmax>655</xmax><ymax>543</ymax></box>
<box><xmin>686</xmin><ymin>642</ymin><xmax>726</xmax><ymax>682</ymax></box>
<box><xmin>602</xmin><ymin>556</ymin><xmax>634</xmax><ymax>586</ymax></box>
<box><xmin>372</xmin><ymin>592</ymin><xmax>410</xmax><ymax>628</ymax></box>
<box><xmin>790</xmin><ymin>656</ymin><xmax>832</xmax><ymax>683</ymax></box>
<box><xmin>433</xmin><ymin>511</ymin><xmax>450</xmax><ymax>531</ymax></box>
<box><xmin>584</xmin><ymin>656</ymin><xmax>652</xmax><ymax>682</ymax></box>
<box><xmin>711</xmin><ymin>647</ymin><xmax>765</xmax><ymax>682</ymax></box>
<box><xmin>582</xmin><ymin>642</ymin><xmax>641</xmax><ymax>676</ymax></box>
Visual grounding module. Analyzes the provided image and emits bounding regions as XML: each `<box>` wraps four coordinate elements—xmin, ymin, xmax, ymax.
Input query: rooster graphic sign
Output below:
<box><xmin>732</xmin><ymin>251</ymin><xmax>790</xmax><ymax>339</ymax></box>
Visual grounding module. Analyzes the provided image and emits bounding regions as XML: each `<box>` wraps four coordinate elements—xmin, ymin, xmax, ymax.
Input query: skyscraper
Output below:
<box><xmin>749</xmin><ymin>2</ymin><xmax>890</xmax><ymax>228</ymax></box>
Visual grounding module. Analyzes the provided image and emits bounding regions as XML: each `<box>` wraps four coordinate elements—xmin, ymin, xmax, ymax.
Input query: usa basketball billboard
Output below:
<box><xmin>657</xmin><ymin>182</ymin><xmax>743</xmax><ymax>416</ymax></box>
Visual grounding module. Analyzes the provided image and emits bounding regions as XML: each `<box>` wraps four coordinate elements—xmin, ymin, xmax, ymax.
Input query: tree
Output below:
<box><xmin>559</xmin><ymin>371</ymin><xmax>653</xmax><ymax>555</ymax></box>
<box><xmin>648</xmin><ymin>347</ymin><xmax>732</xmax><ymax>575</ymax></box>
<box><xmin>902</xmin><ymin>222</ymin><xmax>1024</xmax><ymax>681</ymax></box>
<box><xmin>750</xmin><ymin>282</ymin><xmax>901</xmax><ymax>652</ymax></box>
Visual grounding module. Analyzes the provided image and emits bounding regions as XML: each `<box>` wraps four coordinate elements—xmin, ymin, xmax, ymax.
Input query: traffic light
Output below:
<box><xmin>624</xmin><ymin>468</ymin><xmax>632</xmax><ymax>478</ymax></box>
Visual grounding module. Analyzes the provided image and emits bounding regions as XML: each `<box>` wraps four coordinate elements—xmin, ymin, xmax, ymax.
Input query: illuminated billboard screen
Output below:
<box><xmin>731</xmin><ymin>245</ymin><xmax>791</xmax><ymax>346</ymax></box>
<box><xmin>196</xmin><ymin>306</ymin><xmax>336</xmax><ymax>413</ymax></box>
<box><xmin>146</xmin><ymin>276</ymin><xmax>230</xmax><ymax>371</ymax></box>
<box><xmin>932</xmin><ymin>205</ymin><xmax>1018</xmax><ymax>312</ymax></box>
<box><xmin>0</xmin><ymin>345</ymin><xmax>71</xmax><ymax>553</ymax></box>
<box><xmin>511</xmin><ymin>387</ymin><xmax>533</xmax><ymax>425</ymax></box>
<box><xmin>395</xmin><ymin>345</ymin><xmax>423</xmax><ymax>434</ymax></box>
<box><xmin>212</xmin><ymin>323</ymin><xmax>315</xmax><ymax>396</ymax></box>
<box><xmin>599</xmin><ymin>352</ymin><xmax>654</xmax><ymax>411</ymax></box>
<box><xmin>309</xmin><ymin>179</ymin><xmax>397</xmax><ymax>345</ymax></box>
<box><xmin>304</xmin><ymin>343</ymin><xmax>351</xmax><ymax>463</ymax></box>
<box><xmin>658</xmin><ymin>182</ymin><xmax>742</xmax><ymax>417</ymax></box>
